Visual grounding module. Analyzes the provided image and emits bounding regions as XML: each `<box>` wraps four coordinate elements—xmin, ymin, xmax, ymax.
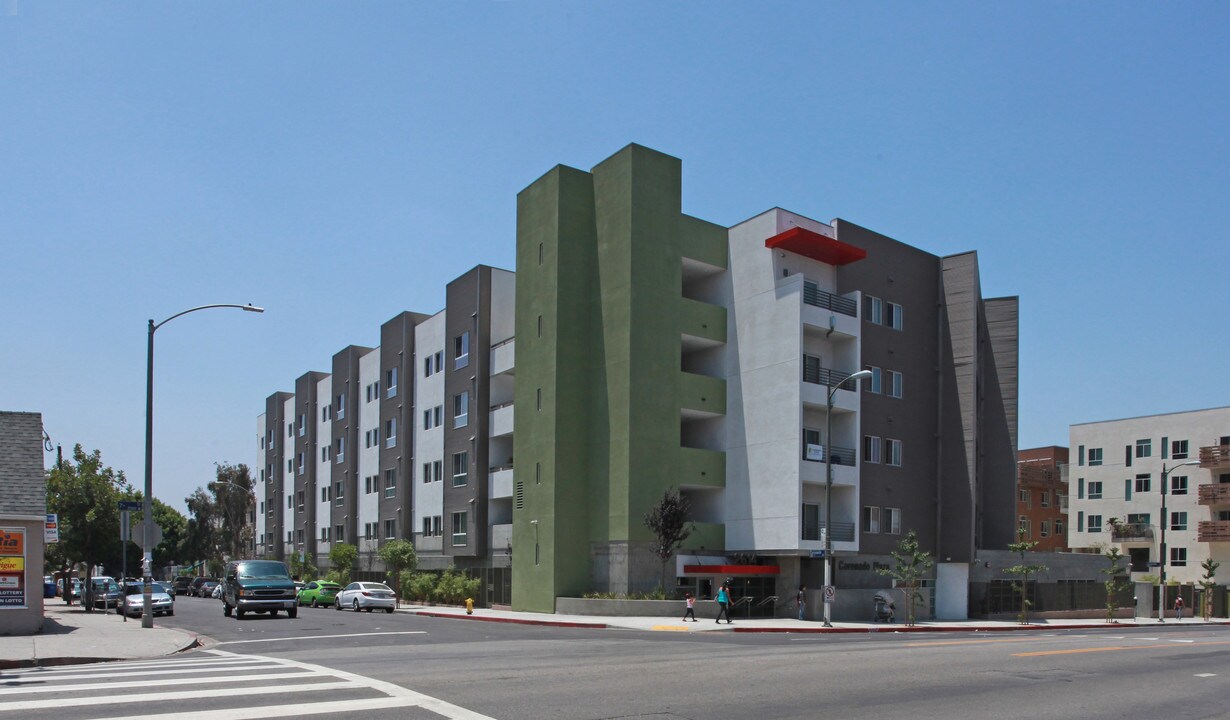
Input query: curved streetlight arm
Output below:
<box><xmin>153</xmin><ymin>304</ymin><xmax>264</xmax><ymax>333</ymax></box>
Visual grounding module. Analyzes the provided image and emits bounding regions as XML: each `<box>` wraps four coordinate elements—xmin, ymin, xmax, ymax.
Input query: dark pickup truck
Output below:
<box><xmin>221</xmin><ymin>559</ymin><xmax>298</xmax><ymax>619</ymax></box>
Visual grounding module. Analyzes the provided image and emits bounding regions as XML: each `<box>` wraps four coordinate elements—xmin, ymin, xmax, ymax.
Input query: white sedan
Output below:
<box><xmin>121</xmin><ymin>582</ymin><xmax>175</xmax><ymax>617</ymax></box>
<box><xmin>335</xmin><ymin>582</ymin><xmax>396</xmax><ymax>613</ymax></box>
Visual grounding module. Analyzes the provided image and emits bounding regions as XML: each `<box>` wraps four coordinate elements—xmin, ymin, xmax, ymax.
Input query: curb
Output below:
<box><xmin>409</xmin><ymin>610</ymin><xmax>607</xmax><ymax>629</ymax></box>
<box><xmin>732</xmin><ymin>619</ymin><xmax>1230</xmax><ymax>634</ymax></box>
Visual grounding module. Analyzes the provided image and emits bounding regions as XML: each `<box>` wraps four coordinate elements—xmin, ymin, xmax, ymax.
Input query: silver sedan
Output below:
<box><xmin>335</xmin><ymin>582</ymin><xmax>396</xmax><ymax>613</ymax></box>
<box><xmin>121</xmin><ymin>582</ymin><xmax>175</xmax><ymax>617</ymax></box>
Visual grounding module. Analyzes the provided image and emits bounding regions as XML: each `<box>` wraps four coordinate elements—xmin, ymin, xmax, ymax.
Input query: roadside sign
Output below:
<box><xmin>120</xmin><ymin>512</ymin><xmax>130</xmax><ymax>542</ymax></box>
<box><xmin>45</xmin><ymin>514</ymin><xmax>59</xmax><ymax>544</ymax></box>
<box><xmin>810</xmin><ymin>550</ymin><xmax>826</xmax><ymax>558</ymax></box>
<box><xmin>823</xmin><ymin>585</ymin><xmax>836</xmax><ymax>604</ymax></box>
<box><xmin>1148</xmin><ymin>561</ymin><xmax>1163</xmax><ymax>567</ymax></box>
<box><xmin>137</xmin><ymin>524</ymin><xmax>163</xmax><ymax>550</ymax></box>
<box><xmin>118</xmin><ymin>500</ymin><xmax>142</xmax><ymax>512</ymax></box>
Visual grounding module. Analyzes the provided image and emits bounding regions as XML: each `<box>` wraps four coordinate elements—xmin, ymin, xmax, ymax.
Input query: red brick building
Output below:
<box><xmin>1017</xmin><ymin>446</ymin><xmax>1069</xmax><ymax>551</ymax></box>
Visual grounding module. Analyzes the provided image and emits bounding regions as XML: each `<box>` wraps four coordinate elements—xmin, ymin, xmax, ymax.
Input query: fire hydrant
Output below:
<box><xmin>465</xmin><ymin>597</ymin><xmax>474</xmax><ymax>615</ymax></box>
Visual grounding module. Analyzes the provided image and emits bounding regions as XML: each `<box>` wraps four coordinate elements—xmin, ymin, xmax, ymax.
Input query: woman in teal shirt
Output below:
<box><xmin>715</xmin><ymin>584</ymin><xmax>733</xmax><ymax>624</ymax></box>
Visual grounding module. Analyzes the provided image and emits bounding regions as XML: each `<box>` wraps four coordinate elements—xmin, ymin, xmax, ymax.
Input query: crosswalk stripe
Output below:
<box><xmin>0</xmin><ymin>670</ymin><xmax>317</xmax><ymax>695</ymax></box>
<box><xmin>0</xmin><ymin>657</ymin><xmax>261</xmax><ymax>678</ymax></box>
<box><xmin>0</xmin><ymin>662</ymin><xmax>281</xmax><ymax>683</ymax></box>
<box><xmin>215</xmin><ymin>630</ymin><xmax>427</xmax><ymax>645</ymax></box>
<box><xmin>0</xmin><ymin>680</ymin><xmax>357</xmax><ymax>712</ymax></box>
<box><xmin>87</xmin><ymin>696</ymin><xmax>421</xmax><ymax>720</ymax></box>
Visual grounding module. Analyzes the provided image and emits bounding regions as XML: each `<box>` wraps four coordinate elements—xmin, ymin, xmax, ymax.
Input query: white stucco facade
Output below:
<box><xmin>413</xmin><ymin>311</ymin><xmax>446</xmax><ymax>552</ymax></box>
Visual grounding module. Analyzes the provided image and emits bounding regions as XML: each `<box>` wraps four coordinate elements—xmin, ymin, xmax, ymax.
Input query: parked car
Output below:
<box><xmin>335</xmin><ymin>582</ymin><xmax>396</xmax><ymax>613</ymax></box>
<box><xmin>172</xmin><ymin>576</ymin><xmax>195</xmax><ymax>596</ymax></box>
<box><xmin>197</xmin><ymin>580</ymin><xmax>220</xmax><ymax>598</ymax></box>
<box><xmin>60</xmin><ymin>577</ymin><xmax>82</xmax><ymax>600</ymax></box>
<box><xmin>121</xmin><ymin>581</ymin><xmax>174</xmax><ymax>617</ymax></box>
<box><xmin>91</xmin><ymin>577</ymin><xmax>123</xmax><ymax>609</ymax></box>
<box><xmin>188</xmin><ymin>577</ymin><xmax>216</xmax><ymax>597</ymax></box>
<box><xmin>221</xmin><ymin>559</ymin><xmax>298</xmax><ymax>619</ymax></box>
<box><xmin>297</xmin><ymin>580</ymin><xmax>341</xmax><ymax>607</ymax></box>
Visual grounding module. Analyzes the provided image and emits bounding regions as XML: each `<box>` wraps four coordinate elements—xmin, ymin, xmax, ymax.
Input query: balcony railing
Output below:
<box><xmin>803</xmin><ymin>281</ymin><xmax>857</xmax><ymax>317</ymax></box>
<box><xmin>1198</xmin><ymin>483</ymin><xmax>1230</xmax><ymax>506</ymax></box>
<box><xmin>1110</xmin><ymin>523</ymin><xmax>1154</xmax><ymax>541</ymax></box>
<box><xmin>1198</xmin><ymin>520</ymin><xmax>1230</xmax><ymax>542</ymax></box>
<box><xmin>802</xmin><ymin>520</ymin><xmax>856</xmax><ymax>543</ymax></box>
<box><xmin>804</xmin><ymin>443</ymin><xmax>857</xmax><ymax>467</ymax></box>
<box><xmin>802</xmin><ymin>358</ymin><xmax>856</xmax><ymax>391</ymax></box>
<box><xmin>1200</xmin><ymin>444</ymin><xmax>1230</xmax><ymax>469</ymax></box>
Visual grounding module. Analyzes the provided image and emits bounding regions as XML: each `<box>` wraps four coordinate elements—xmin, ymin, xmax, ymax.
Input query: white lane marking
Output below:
<box><xmin>0</xmin><ymin>657</ymin><xmax>259</xmax><ymax>677</ymax></box>
<box><xmin>216</xmin><ymin>630</ymin><xmax>426</xmax><ymax>645</ymax></box>
<box><xmin>1168</xmin><ymin>639</ymin><xmax>1195</xmax><ymax>643</ymax></box>
<box><xmin>0</xmin><ymin>680</ymin><xmax>355</xmax><ymax>712</ymax></box>
<box><xmin>1195</xmin><ymin>673</ymin><xmax>1217</xmax><ymax>678</ymax></box>
<box><xmin>88</xmin><ymin>696</ymin><xmax>426</xmax><ymax>720</ymax></box>
<box><xmin>0</xmin><ymin>670</ymin><xmax>316</xmax><ymax>695</ymax></box>
<box><xmin>0</xmin><ymin>662</ymin><xmax>277</xmax><ymax>683</ymax></box>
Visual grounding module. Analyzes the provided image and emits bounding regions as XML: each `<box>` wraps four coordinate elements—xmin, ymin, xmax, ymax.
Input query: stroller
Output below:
<box><xmin>872</xmin><ymin>591</ymin><xmax>896</xmax><ymax>623</ymax></box>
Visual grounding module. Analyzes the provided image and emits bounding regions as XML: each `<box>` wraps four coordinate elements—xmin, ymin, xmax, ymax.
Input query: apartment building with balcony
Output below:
<box><xmin>511</xmin><ymin>144</ymin><xmax>1018</xmax><ymax>618</ymax></box>
<box><xmin>1067</xmin><ymin>406</ymin><xmax>1230</xmax><ymax>585</ymax></box>
<box><xmin>1016</xmin><ymin>446</ymin><xmax>1070</xmax><ymax>551</ymax></box>
<box><xmin>255</xmin><ymin>267</ymin><xmax>516</xmax><ymax>605</ymax></box>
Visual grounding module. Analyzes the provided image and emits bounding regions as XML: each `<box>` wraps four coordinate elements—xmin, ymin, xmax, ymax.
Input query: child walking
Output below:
<box><xmin>682</xmin><ymin>592</ymin><xmax>697</xmax><ymax>622</ymax></box>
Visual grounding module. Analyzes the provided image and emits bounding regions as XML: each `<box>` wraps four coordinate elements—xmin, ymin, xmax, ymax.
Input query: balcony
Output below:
<box><xmin>679</xmin><ymin>372</ymin><xmax>726</xmax><ymax>418</ymax></box>
<box><xmin>681</xmin><ymin>521</ymin><xmax>725</xmax><ymax>552</ymax></box>
<box><xmin>679</xmin><ymin>447</ymin><xmax>725</xmax><ymax>488</ymax></box>
<box><xmin>1110</xmin><ymin>523</ymin><xmax>1154</xmax><ymax>542</ymax></box>
<box><xmin>1199</xmin><ymin>483</ymin><xmax>1230</xmax><ymax>506</ymax></box>
<box><xmin>1200</xmin><ymin>444</ymin><xmax>1230</xmax><ymax>469</ymax></box>
<box><xmin>802</xmin><ymin>360</ymin><xmax>856</xmax><ymax>391</ymax></box>
<box><xmin>489</xmin><ymin>466</ymin><xmax>513</xmax><ymax>500</ymax></box>
<box><xmin>1198</xmin><ymin>520</ymin><xmax>1230</xmax><ymax>542</ymax></box>
<box><xmin>490</xmin><ymin>337</ymin><xmax>515</xmax><ymax>376</ymax></box>
<box><xmin>490</xmin><ymin>523</ymin><xmax>512</xmax><ymax>553</ymax></box>
<box><xmin>801</xmin><ymin>520</ymin><xmax>856</xmax><ymax>543</ymax></box>
<box><xmin>680</xmin><ymin>297</ymin><xmax>726</xmax><ymax>347</ymax></box>
<box><xmin>803</xmin><ymin>281</ymin><xmax>857</xmax><ymax>317</ymax></box>
<box><xmin>489</xmin><ymin>402</ymin><xmax>514</xmax><ymax>438</ymax></box>
<box><xmin>801</xmin><ymin>281</ymin><xmax>860</xmax><ymax>338</ymax></box>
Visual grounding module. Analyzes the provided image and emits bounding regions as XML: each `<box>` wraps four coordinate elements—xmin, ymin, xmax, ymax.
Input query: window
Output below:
<box><xmin>1087</xmin><ymin>481</ymin><xmax>1103</xmax><ymax>499</ymax></box>
<box><xmin>452</xmin><ymin>451</ymin><xmax>469</xmax><ymax>487</ymax></box>
<box><xmin>863</xmin><ymin>506</ymin><xmax>880</xmax><ymax>534</ymax></box>
<box><xmin>335</xmin><ymin>525</ymin><xmax>345</xmax><ymax>543</ymax></box>
<box><xmin>364</xmin><ymin>476</ymin><xmax>373</xmax><ymax>494</ymax></box>
<box><xmin>336</xmin><ymin>393</ymin><xmax>345</xmax><ymax>420</ymax></box>
<box><xmin>454</xmin><ymin>392</ymin><xmax>469</xmax><ymax>428</ymax></box>
<box><xmin>885</xmin><ymin>301</ymin><xmax>903</xmax><ymax>330</ymax></box>
<box><xmin>1077</xmin><ymin>511</ymin><xmax>1084</xmax><ymax>532</ymax></box>
<box><xmin>385</xmin><ymin>519</ymin><xmax>396</xmax><ymax>539</ymax></box>
<box><xmin>1088</xmin><ymin>514</ymin><xmax>1102</xmax><ymax>533</ymax></box>
<box><xmin>335</xmin><ymin>481</ymin><xmax>344</xmax><ymax>501</ymax></box>
<box><xmin>887</xmin><ymin>370</ymin><xmax>903</xmax><ymax>399</ymax></box>
<box><xmin>885</xmin><ymin>507</ymin><xmax>901</xmax><ymax>535</ymax></box>
<box><xmin>1018</xmin><ymin>488</ymin><xmax>1030</xmax><ymax>506</ymax></box>
<box><xmin>863</xmin><ymin>435</ymin><xmax>881</xmax><ymax>464</ymax></box>
<box><xmin>1171</xmin><ymin>512</ymin><xmax>1187</xmax><ymax>531</ymax></box>
<box><xmin>1135</xmin><ymin>438</ymin><xmax>1152</xmax><ymax>458</ymax></box>
<box><xmin>434</xmin><ymin>351</ymin><xmax>443</xmax><ymax>373</ymax></box>
<box><xmin>866</xmin><ymin>366</ymin><xmax>882</xmax><ymax>394</ymax></box>
<box><xmin>424</xmin><ymin>356</ymin><xmax>432</xmax><ymax>377</ymax></box>
<box><xmin>322</xmin><ymin>405</ymin><xmax>331</xmax><ymax>422</ymax></box>
<box><xmin>385</xmin><ymin>468</ymin><xmax>397</xmax><ymax>498</ymax></box>
<box><xmin>386</xmin><ymin>417</ymin><xmax>396</xmax><ymax>448</ymax></box>
<box><xmin>1040</xmin><ymin>520</ymin><xmax>1049</xmax><ymax>537</ymax></box>
<box><xmin>802</xmin><ymin>503</ymin><xmax>820</xmax><ymax>541</ymax></box>
<box><xmin>422</xmin><ymin>462</ymin><xmax>431</xmax><ymax>484</ymax></box>
<box><xmin>287</xmin><ymin>422</ymin><xmax>293</xmax><ymax>438</ymax></box>
<box><xmin>259</xmin><ymin>501</ymin><xmax>264</xmax><ymax>515</ymax></box>
<box><xmin>864</xmin><ymin>295</ymin><xmax>882</xmax><ymax>325</ymax></box>
<box><xmin>1040</xmin><ymin>491</ymin><xmax>1049</xmax><ymax>508</ymax></box>
<box><xmin>1172</xmin><ymin>439</ymin><xmax>1189</xmax><ymax>460</ymax></box>
<box><xmin>335</xmin><ymin>437</ymin><xmax>345</xmax><ymax>463</ymax></box>
<box><xmin>364</xmin><ymin>522</ymin><xmax>376</xmax><ymax>541</ymax></box>
<box><xmin>321</xmin><ymin>446</ymin><xmax>329</xmax><ymax>462</ymax></box>
<box><xmin>537</xmin><ymin>314</ymin><xmax>542</xmax><ymax>338</ymax></box>
<box><xmin>296</xmin><ymin>490</ymin><xmax>305</xmax><ymax>510</ymax></box>
<box><xmin>452</xmin><ymin>511</ymin><xmax>468</xmax><ymax>546</ymax></box>
<box><xmin>1172</xmin><ymin>476</ymin><xmax>1188</xmax><ymax>495</ymax></box>
<box><xmin>287</xmin><ymin>459</ymin><xmax>293</xmax><ymax>473</ymax></box>
<box><xmin>886</xmin><ymin>439</ymin><xmax>902</xmax><ymax>467</ymax></box>
<box><xmin>1170</xmin><ymin>547</ymin><xmax>1187</xmax><ymax>567</ymax></box>
<box><xmin>538</xmin><ymin>242</ymin><xmax>543</xmax><ymax>265</ymax></box>
<box><xmin>454</xmin><ymin>332</ymin><xmax>470</xmax><ymax>369</ymax></box>
<box><xmin>434</xmin><ymin>405</ymin><xmax>442</xmax><ymax>427</ymax></box>
<box><xmin>298</xmin><ymin>414</ymin><xmax>306</xmax><ymax>437</ymax></box>
<box><xmin>536</xmin><ymin>462</ymin><xmax>541</xmax><ymax>485</ymax></box>
<box><xmin>297</xmin><ymin>453</ymin><xmax>304</xmax><ymax>475</ymax></box>
<box><xmin>1078</xmin><ymin>445</ymin><xmax>1085</xmax><ymax>466</ymax></box>
<box><xmin>1135</xmin><ymin>474</ymin><xmax>1151</xmax><ymax>493</ymax></box>
<box><xmin>387</xmin><ymin>368</ymin><xmax>398</xmax><ymax>397</ymax></box>
<box><xmin>287</xmin><ymin>495</ymin><xmax>293</xmax><ymax>509</ymax></box>
<box><xmin>434</xmin><ymin>460</ymin><xmax>442</xmax><ymax>482</ymax></box>
<box><xmin>321</xmin><ymin>527</ymin><xmax>328</xmax><ymax>542</ymax></box>
<box><xmin>1088</xmin><ymin>448</ymin><xmax>1103</xmax><ymax>466</ymax></box>
<box><xmin>422</xmin><ymin>517</ymin><xmax>431</xmax><ymax>536</ymax></box>
<box><xmin>321</xmin><ymin>486</ymin><xmax>330</xmax><ymax>503</ymax></box>
<box><xmin>1055</xmin><ymin>519</ymin><xmax>1064</xmax><ymax>535</ymax></box>
<box><xmin>1018</xmin><ymin>516</ymin><xmax>1030</xmax><ymax>537</ymax></box>
<box><xmin>802</xmin><ymin>428</ymin><xmax>821</xmax><ymax>460</ymax></box>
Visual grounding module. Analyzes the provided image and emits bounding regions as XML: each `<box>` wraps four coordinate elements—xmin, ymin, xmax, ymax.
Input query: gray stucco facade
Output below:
<box><xmin>0</xmin><ymin>411</ymin><xmax>47</xmax><ymax>635</ymax></box>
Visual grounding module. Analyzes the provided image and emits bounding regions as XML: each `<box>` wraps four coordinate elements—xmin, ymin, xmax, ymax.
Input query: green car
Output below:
<box><xmin>297</xmin><ymin>580</ymin><xmax>341</xmax><ymax>607</ymax></box>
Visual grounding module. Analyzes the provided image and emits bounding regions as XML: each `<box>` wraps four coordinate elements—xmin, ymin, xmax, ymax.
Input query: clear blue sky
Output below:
<box><xmin>4</xmin><ymin>2</ymin><xmax>1227</xmax><ymax>514</ymax></box>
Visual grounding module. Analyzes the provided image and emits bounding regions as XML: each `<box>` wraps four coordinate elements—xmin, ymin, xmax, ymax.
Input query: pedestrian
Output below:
<box><xmin>715</xmin><ymin>584</ymin><xmax>733</xmax><ymax>624</ymax></box>
<box><xmin>796</xmin><ymin>585</ymin><xmax>806</xmax><ymax>621</ymax></box>
<box><xmin>683</xmin><ymin>592</ymin><xmax>697</xmax><ymax>622</ymax></box>
<box><xmin>1175</xmin><ymin>595</ymin><xmax>1185</xmax><ymax>621</ymax></box>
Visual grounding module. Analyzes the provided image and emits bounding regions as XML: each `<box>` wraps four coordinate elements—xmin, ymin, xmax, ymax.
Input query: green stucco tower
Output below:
<box><xmin>512</xmin><ymin>144</ymin><xmax>729</xmax><ymax>612</ymax></box>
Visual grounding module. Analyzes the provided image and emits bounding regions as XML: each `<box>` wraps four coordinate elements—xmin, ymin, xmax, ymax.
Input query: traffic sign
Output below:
<box><xmin>118</xmin><ymin>500</ymin><xmax>142</xmax><ymax>511</ymax></box>
<box><xmin>823</xmin><ymin>585</ymin><xmax>836</xmax><ymax>604</ymax></box>
<box><xmin>810</xmin><ymin>550</ymin><xmax>826</xmax><ymax>558</ymax></box>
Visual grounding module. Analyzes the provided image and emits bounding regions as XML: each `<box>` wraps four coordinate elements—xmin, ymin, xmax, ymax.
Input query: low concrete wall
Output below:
<box><xmin>556</xmin><ymin>597</ymin><xmax>696</xmax><ymax>617</ymax></box>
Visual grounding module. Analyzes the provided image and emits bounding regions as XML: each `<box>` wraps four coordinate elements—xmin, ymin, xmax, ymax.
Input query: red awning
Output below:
<box><xmin>765</xmin><ymin>226</ymin><xmax>866</xmax><ymax>266</ymax></box>
<box><xmin>682</xmin><ymin>565</ymin><xmax>781</xmax><ymax>576</ymax></box>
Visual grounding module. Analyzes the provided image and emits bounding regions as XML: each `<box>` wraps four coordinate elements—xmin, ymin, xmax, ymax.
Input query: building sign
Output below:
<box><xmin>805</xmin><ymin>444</ymin><xmax>825</xmax><ymax>462</ymax></box>
<box><xmin>0</xmin><ymin>527</ymin><xmax>25</xmax><ymax>608</ymax></box>
<box><xmin>45</xmin><ymin>514</ymin><xmax>59</xmax><ymax>544</ymax></box>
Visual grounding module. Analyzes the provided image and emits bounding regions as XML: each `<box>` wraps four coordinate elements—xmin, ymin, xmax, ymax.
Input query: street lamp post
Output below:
<box><xmin>823</xmin><ymin>368</ymin><xmax>874</xmax><ymax>627</ymax></box>
<box><xmin>143</xmin><ymin>303</ymin><xmax>263</xmax><ymax>628</ymax></box>
<box><xmin>1157</xmin><ymin>459</ymin><xmax>1200</xmax><ymax>623</ymax></box>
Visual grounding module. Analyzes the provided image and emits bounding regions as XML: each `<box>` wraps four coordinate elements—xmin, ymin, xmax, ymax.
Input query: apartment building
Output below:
<box><xmin>1017</xmin><ymin>446</ymin><xmax>1070</xmax><ymax>551</ymax></box>
<box><xmin>1068</xmin><ymin>407</ymin><xmax>1230</xmax><ymax>585</ymax></box>
<box><xmin>511</xmin><ymin>144</ymin><xmax>1018</xmax><ymax>618</ymax></box>
<box><xmin>256</xmin><ymin>267</ymin><xmax>515</xmax><ymax>604</ymax></box>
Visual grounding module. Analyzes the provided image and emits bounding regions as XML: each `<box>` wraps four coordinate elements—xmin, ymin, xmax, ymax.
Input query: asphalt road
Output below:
<box><xmin>7</xmin><ymin>595</ymin><xmax>1229</xmax><ymax>720</ymax></box>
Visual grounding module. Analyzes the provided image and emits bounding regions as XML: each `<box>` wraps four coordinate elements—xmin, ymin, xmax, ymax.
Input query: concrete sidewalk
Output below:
<box><xmin>403</xmin><ymin>604</ymin><xmax>1230</xmax><ymax>634</ymax></box>
<box><xmin>0</xmin><ymin>602</ymin><xmax>199</xmax><ymax>669</ymax></box>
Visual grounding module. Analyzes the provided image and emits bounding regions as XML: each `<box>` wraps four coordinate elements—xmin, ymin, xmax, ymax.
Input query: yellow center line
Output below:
<box><xmin>1014</xmin><ymin>640</ymin><xmax>1230</xmax><ymax>657</ymax></box>
<box><xmin>905</xmin><ymin>638</ymin><xmax>1037</xmax><ymax>648</ymax></box>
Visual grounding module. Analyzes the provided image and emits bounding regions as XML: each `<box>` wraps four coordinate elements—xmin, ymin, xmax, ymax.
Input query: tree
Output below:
<box><xmin>1005</xmin><ymin>530</ymin><xmax>1048</xmax><ymax>624</ymax></box>
<box><xmin>183</xmin><ymin>488</ymin><xmax>219</xmax><ymax>571</ymax></box>
<box><xmin>1101</xmin><ymin>545</ymin><xmax>1131</xmax><ymax>623</ymax></box>
<box><xmin>378</xmin><ymin>539</ymin><xmax>418</xmax><ymax>603</ymax></box>
<box><xmin>212</xmin><ymin>463</ymin><xmax>255</xmax><ymax>561</ymax></box>
<box><xmin>877</xmin><ymin>530</ymin><xmax>934</xmax><ymax>626</ymax></box>
<box><xmin>328</xmin><ymin>543</ymin><xmax>358</xmax><ymax>585</ymax></box>
<box><xmin>643</xmin><ymin>488</ymin><xmax>693</xmax><ymax>593</ymax></box>
<box><xmin>45</xmin><ymin>446</ymin><xmax>131</xmax><ymax>610</ymax></box>
<box><xmin>1198</xmin><ymin>557</ymin><xmax>1220</xmax><ymax>621</ymax></box>
<box><xmin>288</xmin><ymin>553</ymin><xmax>318</xmax><ymax>582</ymax></box>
